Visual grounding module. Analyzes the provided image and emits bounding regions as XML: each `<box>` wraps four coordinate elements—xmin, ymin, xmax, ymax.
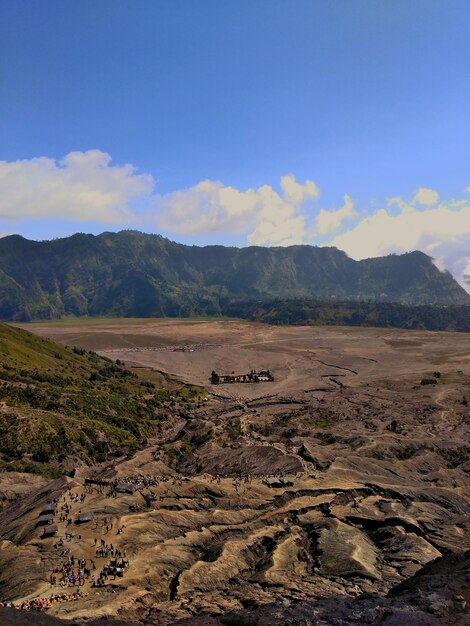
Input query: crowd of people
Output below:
<box><xmin>94</xmin><ymin>539</ymin><xmax>126</xmax><ymax>559</ymax></box>
<box><xmin>93</xmin><ymin>558</ymin><xmax>129</xmax><ymax>587</ymax></box>
<box><xmin>49</xmin><ymin>550</ymin><xmax>92</xmax><ymax>588</ymax></box>
<box><xmin>115</xmin><ymin>474</ymin><xmax>160</xmax><ymax>488</ymax></box>
<box><xmin>6</xmin><ymin>542</ymin><xmax>131</xmax><ymax>613</ymax></box>
<box><xmin>86</xmin><ymin>471</ymin><xmax>285</xmax><ymax>493</ymax></box>
<box><xmin>2</xmin><ymin>591</ymin><xmax>88</xmax><ymax>612</ymax></box>
<box><xmin>100</xmin><ymin>470</ymin><xmax>299</xmax><ymax>498</ymax></box>
<box><xmin>1</xmin><ymin>484</ymin><xmax>134</xmax><ymax>613</ymax></box>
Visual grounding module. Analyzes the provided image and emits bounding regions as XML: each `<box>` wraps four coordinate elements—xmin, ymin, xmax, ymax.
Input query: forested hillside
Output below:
<box><xmin>0</xmin><ymin>323</ymin><xmax>201</xmax><ymax>477</ymax></box>
<box><xmin>224</xmin><ymin>299</ymin><xmax>470</xmax><ymax>332</ymax></box>
<box><xmin>0</xmin><ymin>231</ymin><xmax>468</xmax><ymax>321</ymax></box>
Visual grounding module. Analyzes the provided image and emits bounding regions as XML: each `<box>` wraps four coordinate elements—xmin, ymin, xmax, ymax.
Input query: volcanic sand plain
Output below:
<box><xmin>19</xmin><ymin>318</ymin><xmax>470</xmax><ymax>398</ymax></box>
<box><xmin>2</xmin><ymin>319</ymin><xmax>469</xmax><ymax>625</ymax></box>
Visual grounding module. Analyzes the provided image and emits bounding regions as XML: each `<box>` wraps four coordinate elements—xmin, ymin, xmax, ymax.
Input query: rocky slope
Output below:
<box><xmin>0</xmin><ymin>321</ymin><xmax>469</xmax><ymax>624</ymax></box>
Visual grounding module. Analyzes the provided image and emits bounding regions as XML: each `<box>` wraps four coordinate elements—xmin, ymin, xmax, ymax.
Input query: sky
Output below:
<box><xmin>1</xmin><ymin>1</ymin><xmax>470</xmax><ymax>292</ymax></box>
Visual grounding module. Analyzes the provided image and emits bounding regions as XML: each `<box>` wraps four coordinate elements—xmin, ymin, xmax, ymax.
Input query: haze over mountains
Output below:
<box><xmin>0</xmin><ymin>231</ymin><xmax>468</xmax><ymax>322</ymax></box>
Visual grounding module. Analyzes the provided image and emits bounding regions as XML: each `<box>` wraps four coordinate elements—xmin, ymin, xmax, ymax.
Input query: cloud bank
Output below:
<box><xmin>330</xmin><ymin>193</ymin><xmax>470</xmax><ymax>292</ymax></box>
<box><xmin>156</xmin><ymin>175</ymin><xmax>320</xmax><ymax>247</ymax></box>
<box><xmin>0</xmin><ymin>151</ymin><xmax>468</xmax><ymax>292</ymax></box>
<box><xmin>0</xmin><ymin>150</ymin><xmax>153</xmax><ymax>223</ymax></box>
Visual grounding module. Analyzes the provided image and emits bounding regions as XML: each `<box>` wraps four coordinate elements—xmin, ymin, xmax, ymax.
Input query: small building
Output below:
<box><xmin>263</xmin><ymin>477</ymin><xmax>284</xmax><ymax>489</ymax></box>
<box><xmin>41</xmin><ymin>524</ymin><xmax>58</xmax><ymax>538</ymax></box>
<box><xmin>40</xmin><ymin>504</ymin><xmax>56</xmax><ymax>516</ymax></box>
<box><xmin>84</xmin><ymin>478</ymin><xmax>110</xmax><ymax>486</ymax></box>
<box><xmin>257</xmin><ymin>370</ymin><xmax>274</xmax><ymax>382</ymax></box>
<box><xmin>36</xmin><ymin>514</ymin><xmax>54</xmax><ymax>527</ymax></box>
<box><xmin>75</xmin><ymin>511</ymin><xmax>94</xmax><ymax>524</ymax></box>
<box><xmin>115</xmin><ymin>483</ymin><xmax>136</xmax><ymax>494</ymax></box>
<box><xmin>211</xmin><ymin>369</ymin><xmax>274</xmax><ymax>384</ymax></box>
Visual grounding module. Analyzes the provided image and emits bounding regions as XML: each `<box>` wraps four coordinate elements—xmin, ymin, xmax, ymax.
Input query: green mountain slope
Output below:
<box><xmin>0</xmin><ymin>323</ymin><xmax>201</xmax><ymax>477</ymax></box>
<box><xmin>0</xmin><ymin>231</ymin><xmax>468</xmax><ymax>321</ymax></box>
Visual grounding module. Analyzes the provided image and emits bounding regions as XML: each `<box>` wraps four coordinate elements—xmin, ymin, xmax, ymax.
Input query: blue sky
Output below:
<box><xmin>1</xmin><ymin>1</ymin><xmax>470</xmax><ymax>290</ymax></box>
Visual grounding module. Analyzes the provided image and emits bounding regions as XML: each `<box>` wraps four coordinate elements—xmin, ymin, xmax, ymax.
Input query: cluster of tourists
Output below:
<box><xmin>1</xmin><ymin>481</ymin><xmax>137</xmax><ymax>613</ymax></box>
<box><xmin>92</xmin><ymin>558</ymin><xmax>129</xmax><ymax>587</ymax></box>
<box><xmin>9</xmin><ymin>545</ymin><xmax>130</xmax><ymax>612</ymax></box>
<box><xmin>68</xmin><ymin>491</ymin><xmax>86</xmax><ymax>504</ymax></box>
<box><xmin>2</xmin><ymin>591</ymin><xmax>88</xmax><ymax>612</ymax></box>
<box><xmin>49</xmin><ymin>551</ymin><xmax>93</xmax><ymax>588</ymax></box>
<box><xmin>116</xmin><ymin>474</ymin><xmax>161</xmax><ymax>488</ymax></box>
<box><xmin>94</xmin><ymin>539</ymin><xmax>126</xmax><ymax>559</ymax></box>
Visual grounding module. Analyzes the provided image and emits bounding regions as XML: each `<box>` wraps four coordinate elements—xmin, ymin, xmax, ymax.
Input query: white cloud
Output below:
<box><xmin>329</xmin><ymin>198</ymin><xmax>470</xmax><ymax>293</ymax></box>
<box><xmin>413</xmin><ymin>187</ymin><xmax>439</xmax><ymax>206</ymax></box>
<box><xmin>0</xmin><ymin>150</ymin><xmax>154</xmax><ymax>223</ymax></box>
<box><xmin>386</xmin><ymin>195</ymin><xmax>415</xmax><ymax>214</ymax></box>
<box><xmin>313</xmin><ymin>194</ymin><xmax>355</xmax><ymax>236</ymax></box>
<box><xmin>280</xmin><ymin>174</ymin><xmax>319</xmax><ymax>204</ymax></box>
<box><xmin>248</xmin><ymin>184</ymin><xmax>306</xmax><ymax>246</ymax></box>
<box><xmin>157</xmin><ymin>181</ymin><xmax>258</xmax><ymax>235</ymax></box>
<box><xmin>156</xmin><ymin>175</ymin><xmax>319</xmax><ymax>247</ymax></box>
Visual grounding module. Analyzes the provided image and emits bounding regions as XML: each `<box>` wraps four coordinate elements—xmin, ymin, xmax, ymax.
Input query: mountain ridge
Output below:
<box><xmin>0</xmin><ymin>230</ymin><xmax>468</xmax><ymax>321</ymax></box>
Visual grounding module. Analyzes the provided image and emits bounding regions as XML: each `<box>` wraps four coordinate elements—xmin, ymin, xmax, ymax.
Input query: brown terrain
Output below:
<box><xmin>1</xmin><ymin>319</ymin><xmax>469</xmax><ymax>625</ymax></box>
